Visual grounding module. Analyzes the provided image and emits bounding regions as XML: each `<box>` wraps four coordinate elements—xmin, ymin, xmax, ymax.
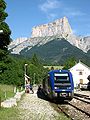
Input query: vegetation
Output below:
<box><xmin>0</xmin><ymin>84</ymin><xmax>15</xmax><ymax>101</ymax></box>
<box><xmin>0</xmin><ymin>54</ymin><xmax>48</xmax><ymax>86</ymax></box>
<box><xmin>0</xmin><ymin>107</ymin><xmax>19</xmax><ymax>120</ymax></box>
<box><xmin>25</xmin><ymin>54</ymin><xmax>48</xmax><ymax>85</ymax></box>
<box><xmin>0</xmin><ymin>107</ymin><xmax>71</xmax><ymax>120</ymax></box>
<box><xmin>20</xmin><ymin>38</ymin><xmax>90</xmax><ymax>66</ymax></box>
<box><xmin>63</xmin><ymin>57</ymin><xmax>76</xmax><ymax>69</ymax></box>
<box><xmin>0</xmin><ymin>0</ymin><xmax>48</xmax><ymax>87</ymax></box>
<box><xmin>0</xmin><ymin>0</ymin><xmax>11</xmax><ymax>57</ymax></box>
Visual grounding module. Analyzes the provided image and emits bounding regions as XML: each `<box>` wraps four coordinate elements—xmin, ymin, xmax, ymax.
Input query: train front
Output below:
<box><xmin>49</xmin><ymin>70</ymin><xmax>74</xmax><ymax>100</ymax></box>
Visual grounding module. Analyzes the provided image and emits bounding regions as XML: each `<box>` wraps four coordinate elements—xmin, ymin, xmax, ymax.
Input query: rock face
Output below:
<box><xmin>8</xmin><ymin>17</ymin><xmax>90</xmax><ymax>54</ymax></box>
<box><xmin>31</xmin><ymin>17</ymin><xmax>73</xmax><ymax>38</ymax></box>
<box><xmin>67</xmin><ymin>35</ymin><xmax>90</xmax><ymax>53</ymax></box>
<box><xmin>79</xmin><ymin>37</ymin><xmax>90</xmax><ymax>52</ymax></box>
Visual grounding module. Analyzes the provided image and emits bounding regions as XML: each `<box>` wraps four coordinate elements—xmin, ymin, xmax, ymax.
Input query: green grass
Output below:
<box><xmin>0</xmin><ymin>107</ymin><xmax>70</xmax><ymax>120</ymax></box>
<box><xmin>0</xmin><ymin>107</ymin><xmax>20</xmax><ymax>120</ymax></box>
<box><xmin>0</xmin><ymin>84</ymin><xmax>15</xmax><ymax>101</ymax></box>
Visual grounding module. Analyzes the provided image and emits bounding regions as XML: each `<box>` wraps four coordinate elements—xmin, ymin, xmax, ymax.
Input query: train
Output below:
<box><xmin>42</xmin><ymin>69</ymin><xmax>74</xmax><ymax>101</ymax></box>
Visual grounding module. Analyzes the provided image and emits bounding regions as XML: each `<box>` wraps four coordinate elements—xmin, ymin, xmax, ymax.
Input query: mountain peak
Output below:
<box><xmin>9</xmin><ymin>17</ymin><xmax>90</xmax><ymax>54</ymax></box>
<box><xmin>31</xmin><ymin>16</ymin><xmax>73</xmax><ymax>38</ymax></box>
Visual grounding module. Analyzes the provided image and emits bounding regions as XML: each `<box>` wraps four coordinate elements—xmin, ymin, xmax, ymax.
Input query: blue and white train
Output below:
<box><xmin>42</xmin><ymin>70</ymin><xmax>74</xmax><ymax>101</ymax></box>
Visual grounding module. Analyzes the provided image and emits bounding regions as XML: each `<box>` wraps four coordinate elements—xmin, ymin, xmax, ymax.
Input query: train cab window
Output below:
<box><xmin>54</xmin><ymin>73</ymin><xmax>70</xmax><ymax>83</ymax></box>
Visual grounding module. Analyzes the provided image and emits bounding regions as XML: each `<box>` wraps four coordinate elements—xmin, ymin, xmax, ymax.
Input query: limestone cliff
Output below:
<box><xmin>31</xmin><ymin>17</ymin><xmax>73</xmax><ymax>38</ymax></box>
<box><xmin>8</xmin><ymin>17</ymin><xmax>90</xmax><ymax>54</ymax></box>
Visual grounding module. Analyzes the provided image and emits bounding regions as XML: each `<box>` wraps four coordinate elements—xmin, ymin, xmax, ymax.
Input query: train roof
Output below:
<box><xmin>48</xmin><ymin>69</ymin><xmax>70</xmax><ymax>74</ymax></box>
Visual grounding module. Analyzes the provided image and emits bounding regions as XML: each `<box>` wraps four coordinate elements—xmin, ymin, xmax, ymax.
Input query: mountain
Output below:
<box><xmin>67</xmin><ymin>35</ymin><xmax>90</xmax><ymax>53</ymax></box>
<box><xmin>20</xmin><ymin>38</ymin><xmax>90</xmax><ymax>65</ymax></box>
<box><xmin>8</xmin><ymin>17</ymin><xmax>90</xmax><ymax>65</ymax></box>
<box><xmin>31</xmin><ymin>16</ymin><xmax>72</xmax><ymax>38</ymax></box>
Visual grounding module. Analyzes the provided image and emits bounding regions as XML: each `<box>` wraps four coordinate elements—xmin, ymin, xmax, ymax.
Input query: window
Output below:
<box><xmin>80</xmin><ymin>79</ymin><xmax>83</xmax><ymax>84</ymax></box>
<box><xmin>54</xmin><ymin>73</ymin><xmax>70</xmax><ymax>83</ymax></box>
<box><xmin>79</xmin><ymin>71</ymin><xmax>83</xmax><ymax>75</ymax></box>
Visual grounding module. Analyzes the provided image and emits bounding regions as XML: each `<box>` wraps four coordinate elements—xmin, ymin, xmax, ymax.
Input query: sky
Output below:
<box><xmin>5</xmin><ymin>0</ymin><xmax>90</xmax><ymax>40</ymax></box>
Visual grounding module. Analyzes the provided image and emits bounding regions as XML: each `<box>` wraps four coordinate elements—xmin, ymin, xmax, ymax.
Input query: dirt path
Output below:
<box><xmin>17</xmin><ymin>89</ymin><xmax>67</xmax><ymax>120</ymax></box>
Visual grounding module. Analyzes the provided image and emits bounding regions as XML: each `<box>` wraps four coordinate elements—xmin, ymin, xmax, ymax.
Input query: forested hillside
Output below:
<box><xmin>0</xmin><ymin>54</ymin><xmax>48</xmax><ymax>86</ymax></box>
<box><xmin>20</xmin><ymin>38</ymin><xmax>90</xmax><ymax>66</ymax></box>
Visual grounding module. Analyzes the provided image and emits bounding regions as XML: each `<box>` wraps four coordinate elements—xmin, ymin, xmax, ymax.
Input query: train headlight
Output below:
<box><xmin>67</xmin><ymin>87</ymin><xmax>71</xmax><ymax>89</ymax></box>
<box><xmin>55</xmin><ymin>87</ymin><xmax>58</xmax><ymax>89</ymax></box>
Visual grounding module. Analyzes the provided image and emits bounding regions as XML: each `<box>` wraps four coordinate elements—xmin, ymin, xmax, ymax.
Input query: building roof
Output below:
<box><xmin>70</xmin><ymin>61</ymin><xmax>90</xmax><ymax>70</ymax></box>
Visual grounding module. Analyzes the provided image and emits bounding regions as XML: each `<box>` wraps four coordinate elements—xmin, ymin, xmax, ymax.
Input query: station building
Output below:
<box><xmin>70</xmin><ymin>61</ymin><xmax>90</xmax><ymax>88</ymax></box>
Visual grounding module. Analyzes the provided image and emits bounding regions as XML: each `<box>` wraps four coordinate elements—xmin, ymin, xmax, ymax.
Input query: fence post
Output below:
<box><xmin>0</xmin><ymin>96</ymin><xmax>1</xmax><ymax>108</ymax></box>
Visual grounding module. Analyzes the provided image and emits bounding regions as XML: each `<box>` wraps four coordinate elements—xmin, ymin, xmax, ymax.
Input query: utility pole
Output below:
<box><xmin>24</xmin><ymin>64</ymin><xmax>28</xmax><ymax>91</ymax></box>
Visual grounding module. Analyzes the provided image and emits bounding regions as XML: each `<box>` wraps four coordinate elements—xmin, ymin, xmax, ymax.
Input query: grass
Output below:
<box><xmin>0</xmin><ymin>107</ymin><xmax>20</xmax><ymax>120</ymax></box>
<box><xmin>0</xmin><ymin>84</ymin><xmax>70</xmax><ymax>120</ymax></box>
<box><xmin>0</xmin><ymin>107</ymin><xmax>70</xmax><ymax>120</ymax></box>
<box><xmin>0</xmin><ymin>84</ymin><xmax>23</xmax><ymax>120</ymax></box>
<box><xmin>0</xmin><ymin>84</ymin><xmax>15</xmax><ymax>102</ymax></box>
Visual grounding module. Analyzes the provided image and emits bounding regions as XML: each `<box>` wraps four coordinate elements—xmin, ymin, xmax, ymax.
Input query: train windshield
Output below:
<box><xmin>54</xmin><ymin>73</ymin><xmax>70</xmax><ymax>83</ymax></box>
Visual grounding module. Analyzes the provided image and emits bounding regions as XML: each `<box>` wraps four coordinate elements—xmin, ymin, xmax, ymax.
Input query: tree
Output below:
<box><xmin>0</xmin><ymin>0</ymin><xmax>11</xmax><ymax>52</ymax></box>
<box><xmin>63</xmin><ymin>57</ymin><xmax>76</xmax><ymax>70</ymax></box>
<box><xmin>31</xmin><ymin>54</ymin><xmax>39</xmax><ymax>66</ymax></box>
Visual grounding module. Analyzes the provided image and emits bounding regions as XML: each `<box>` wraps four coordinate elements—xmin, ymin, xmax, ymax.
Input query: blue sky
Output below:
<box><xmin>5</xmin><ymin>0</ymin><xmax>90</xmax><ymax>40</ymax></box>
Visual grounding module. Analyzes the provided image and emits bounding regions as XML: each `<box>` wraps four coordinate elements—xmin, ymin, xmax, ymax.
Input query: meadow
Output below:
<box><xmin>0</xmin><ymin>84</ymin><xmax>16</xmax><ymax>102</ymax></box>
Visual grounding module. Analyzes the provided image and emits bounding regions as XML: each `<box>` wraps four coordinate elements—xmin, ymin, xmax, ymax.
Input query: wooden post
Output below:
<box><xmin>5</xmin><ymin>92</ymin><xmax>6</xmax><ymax>99</ymax></box>
<box><xmin>0</xmin><ymin>96</ymin><xmax>1</xmax><ymax>108</ymax></box>
<box><xmin>14</xmin><ymin>87</ymin><xmax>16</xmax><ymax>93</ymax></box>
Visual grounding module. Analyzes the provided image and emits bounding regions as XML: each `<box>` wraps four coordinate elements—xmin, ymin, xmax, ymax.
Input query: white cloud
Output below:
<box><xmin>39</xmin><ymin>0</ymin><xmax>86</xmax><ymax>21</ymax></box>
<box><xmin>39</xmin><ymin>0</ymin><xmax>61</xmax><ymax>12</ymax></box>
<box><xmin>39</xmin><ymin>0</ymin><xmax>61</xmax><ymax>20</ymax></box>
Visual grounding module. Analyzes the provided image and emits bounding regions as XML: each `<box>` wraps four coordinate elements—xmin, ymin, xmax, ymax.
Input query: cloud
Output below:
<box><xmin>39</xmin><ymin>0</ymin><xmax>86</xmax><ymax>21</ymax></box>
<box><xmin>39</xmin><ymin>0</ymin><xmax>62</xmax><ymax>20</ymax></box>
<box><xmin>39</xmin><ymin>0</ymin><xmax>61</xmax><ymax>12</ymax></box>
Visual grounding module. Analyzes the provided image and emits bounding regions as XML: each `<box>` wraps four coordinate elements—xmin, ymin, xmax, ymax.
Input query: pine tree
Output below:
<box><xmin>31</xmin><ymin>54</ymin><xmax>39</xmax><ymax>66</ymax></box>
<box><xmin>63</xmin><ymin>57</ymin><xmax>76</xmax><ymax>69</ymax></box>
<box><xmin>0</xmin><ymin>0</ymin><xmax>11</xmax><ymax>53</ymax></box>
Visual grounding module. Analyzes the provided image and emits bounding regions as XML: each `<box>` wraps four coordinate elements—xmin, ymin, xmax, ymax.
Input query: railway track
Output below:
<box><xmin>56</xmin><ymin>94</ymin><xmax>90</xmax><ymax>120</ymax></box>
<box><xmin>68</xmin><ymin>102</ymin><xmax>90</xmax><ymax>117</ymax></box>
<box><xmin>74</xmin><ymin>96</ymin><xmax>90</xmax><ymax>104</ymax></box>
<box><xmin>74</xmin><ymin>93</ymin><xmax>90</xmax><ymax>103</ymax></box>
<box><xmin>57</xmin><ymin>104</ymin><xmax>74</xmax><ymax>120</ymax></box>
<box><xmin>74</xmin><ymin>93</ymin><xmax>90</xmax><ymax>99</ymax></box>
<box><xmin>40</xmin><ymin>90</ymin><xmax>90</xmax><ymax>119</ymax></box>
<box><xmin>57</xmin><ymin>102</ymin><xmax>90</xmax><ymax>120</ymax></box>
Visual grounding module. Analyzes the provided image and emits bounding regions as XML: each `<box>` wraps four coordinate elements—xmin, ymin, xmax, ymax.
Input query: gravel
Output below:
<box><xmin>17</xmin><ymin>89</ymin><xmax>65</xmax><ymax>120</ymax></box>
<box><xmin>74</xmin><ymin>89</ymin><xmax>90</xmax><ymax>97</ymax></box>
<box><xmin>71</xmin><ymin>98</ymin><xmax>90</xmax><ymax>114</ymax></box>
<box><xmin>16</xmin><ymin>88</ymin><xmax>90</xmax><ymax>120</ymax></box>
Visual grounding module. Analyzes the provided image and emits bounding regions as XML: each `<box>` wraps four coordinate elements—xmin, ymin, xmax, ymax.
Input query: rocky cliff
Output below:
<box><xmin>8</xmin><ymin>17</ymin><xmax>90</xmax><ymax>54</ymax></box>
<box><xmin>31</xmin><ymin>17</ymin><xmax>73</xmax><ymax>38</ymax></box>
<box><xmin>67</xmin><ymin>35</ymin><xmax>90</xmax><ymax>53</ymax></box>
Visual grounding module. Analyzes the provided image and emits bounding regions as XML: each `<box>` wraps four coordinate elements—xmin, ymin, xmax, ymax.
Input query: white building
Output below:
<box><xmin>70</xmin><ymin>61</ymin><xmax>90</xmax><ymax>88</ymax></box>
